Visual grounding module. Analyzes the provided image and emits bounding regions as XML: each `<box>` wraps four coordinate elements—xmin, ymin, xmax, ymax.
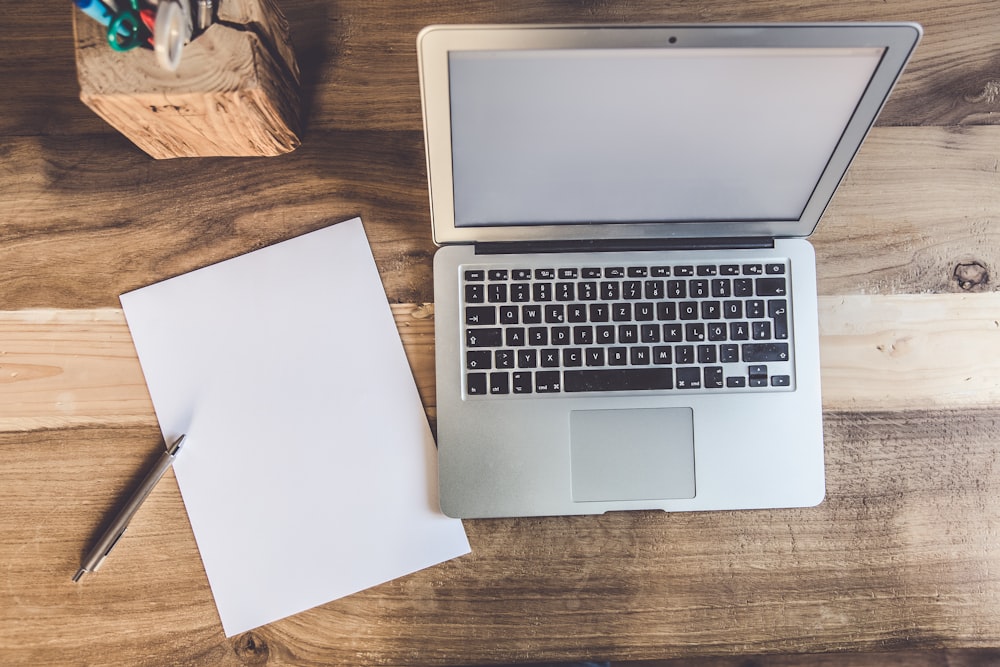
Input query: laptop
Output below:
<box><xmin>417</xmin><ymin>23</ymin><xmax>921</xmax><ymax>518</ymax></box>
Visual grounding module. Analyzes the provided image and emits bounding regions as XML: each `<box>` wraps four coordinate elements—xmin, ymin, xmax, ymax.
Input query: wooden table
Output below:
<box><xmin>2</xmin><ymin>1</ymin><xmax>999</xmax><ymax>665</ymax></box>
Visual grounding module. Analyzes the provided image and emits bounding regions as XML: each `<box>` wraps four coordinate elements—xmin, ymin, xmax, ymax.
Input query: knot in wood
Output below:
<box><xmin>953</xmin><ymin>261</ymin><xmax>989</xmax><ymax>291</ymax></box>
<box><xmin>232</xmin><ymin>631</ymin><xmax>270</xmax><ymax>665</ymax></box>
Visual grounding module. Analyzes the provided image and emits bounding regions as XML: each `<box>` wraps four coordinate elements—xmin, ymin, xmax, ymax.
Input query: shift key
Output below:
<box><xmin>742</xmin><ymin>342</ymin><xmax>790</xmax><ymax>362</ymax></box>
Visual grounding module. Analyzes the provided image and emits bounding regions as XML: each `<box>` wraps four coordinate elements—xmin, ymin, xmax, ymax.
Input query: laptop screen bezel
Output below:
<box><xmin>417</xmin><ymin>23</ymin><xmax>921</xmax><ymax>246</ymax></box>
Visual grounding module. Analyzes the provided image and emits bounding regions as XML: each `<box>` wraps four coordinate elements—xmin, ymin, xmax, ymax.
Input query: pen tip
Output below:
<box><xmin>72</xmin><ymin>568</ymin><xmax>86</xmax><ymax>583</ymax></box>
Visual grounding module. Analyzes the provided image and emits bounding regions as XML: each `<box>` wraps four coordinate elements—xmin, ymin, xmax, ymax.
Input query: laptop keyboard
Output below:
<box><xmin>460</xmin><ymin>259</ymin><xmax>795</xmax><ymax>398</ymax></box>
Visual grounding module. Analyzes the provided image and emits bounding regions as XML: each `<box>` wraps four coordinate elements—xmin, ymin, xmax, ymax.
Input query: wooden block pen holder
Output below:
<box><xmin>72</xmin><ymin>0</ymin><xmax>301</xmax><ymax>158</ymax></box>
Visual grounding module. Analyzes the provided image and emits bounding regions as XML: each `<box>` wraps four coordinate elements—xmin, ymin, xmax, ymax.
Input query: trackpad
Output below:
<box><xmin>570</xmin><ymin>407</ymin><xmax>695</xmax><ymax>502</ymax></box>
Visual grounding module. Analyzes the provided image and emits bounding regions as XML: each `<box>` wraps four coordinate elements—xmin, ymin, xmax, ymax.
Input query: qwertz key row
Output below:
<box><xmin>461</xmin><ymin>261</ymin><xmax>795</xmax><ymax>397</ymax></box>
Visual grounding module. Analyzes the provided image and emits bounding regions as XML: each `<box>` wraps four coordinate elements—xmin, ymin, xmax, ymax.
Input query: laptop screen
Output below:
<box><xmin>448</xmin><ymin>47</ymin><xmax>884</xmax><ymax>228</ymax></box>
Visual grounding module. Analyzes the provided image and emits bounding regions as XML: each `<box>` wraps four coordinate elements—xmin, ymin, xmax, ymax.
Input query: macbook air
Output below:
<box><xmin>417</xmin><ymin>22</ymin><xmax>921</xmax><ymax>518</ymax></box>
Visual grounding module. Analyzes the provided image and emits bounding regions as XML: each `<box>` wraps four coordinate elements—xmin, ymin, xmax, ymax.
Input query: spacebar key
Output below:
<box><xmin>564</xmin><ymin>369</ymin><xmax>673</xmax><ymax>392</ymax></box>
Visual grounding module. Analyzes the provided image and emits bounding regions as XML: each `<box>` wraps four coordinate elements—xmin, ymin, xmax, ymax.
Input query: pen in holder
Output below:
<box><xmin>72</xmin><ymin>0</ymin><xmax>301</xmax><ymax>158</ymax></box>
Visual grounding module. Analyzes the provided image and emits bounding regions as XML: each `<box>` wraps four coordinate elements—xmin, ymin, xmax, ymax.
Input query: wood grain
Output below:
<box><xmin>73</xmin><ymin>0</ymin><xmax>301</xmax><ymax>157</ymax></box>
<box><xmin>1</xmin><ymin>126</ymin><xmax>997</xmax><ymax>311</ymax></box>
<box><xmin>1</xmin><ymin>294</ymin><xmax>998</xmax><ymax>432</ymax></box>
<box><xmin>4</xmin><ymin>0</ymin><xmax>1000</xmax><ymax>663</ymax></box>
<box><xmin>2</xmin><ymin>408</ymin><xmax>999</xmax><ymax>665</ymax></box>
<box><xmin>4</xmin><ymin>0</ymin><xmax>1000</xmax><ymax>137</ymax></box>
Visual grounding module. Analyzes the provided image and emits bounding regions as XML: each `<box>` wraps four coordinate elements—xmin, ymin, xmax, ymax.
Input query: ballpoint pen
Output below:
<box><xmin>73</xmin><ymin>434</ymin><xmax>186</xmax><ymax>582</ymax></box>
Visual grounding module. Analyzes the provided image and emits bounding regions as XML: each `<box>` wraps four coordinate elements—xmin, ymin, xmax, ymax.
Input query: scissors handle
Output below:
<box><xmin>107</xmin><ymin>0</ymin><xmax>142</xmax><ymax>51</ymax></box>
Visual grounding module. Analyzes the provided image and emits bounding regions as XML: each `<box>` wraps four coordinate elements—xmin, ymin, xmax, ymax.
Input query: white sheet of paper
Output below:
<box><xmin>120</xmin><ymin>218</ymin><xmax>470</xmax><ymax>637</ymax></box>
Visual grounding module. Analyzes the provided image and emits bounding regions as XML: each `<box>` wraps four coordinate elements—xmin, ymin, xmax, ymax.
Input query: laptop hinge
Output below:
<box><xmin>474</xmin><ymin>237</ymin><xmax>775</xmax><ymax>255</ymax></box>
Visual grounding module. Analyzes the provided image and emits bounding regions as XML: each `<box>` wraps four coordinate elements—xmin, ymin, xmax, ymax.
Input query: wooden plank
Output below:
<box><xmin>0</xmin><ymin>126</ymin><xmax>997</xmax><ymax>310</ymax></box>
<box><xmin>2</xmin><ymin>409</ymin><xmax>999</xmax><ymax>664</ymax></box>
<box><xmin>3</xmin><ymin>0</ymin><xmax>1000</xmax><ymax>137</ymax></box>
<box><xmin>1</xmin><ymin>294</ymin><xmax>998</xmax><ymax>431</ymax></box>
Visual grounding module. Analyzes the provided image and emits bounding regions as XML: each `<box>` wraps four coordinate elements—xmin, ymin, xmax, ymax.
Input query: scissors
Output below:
<box><xmin>107</xmin><ymin>0</ymin><xmax>144</xmax><ymax>52</ymax></box>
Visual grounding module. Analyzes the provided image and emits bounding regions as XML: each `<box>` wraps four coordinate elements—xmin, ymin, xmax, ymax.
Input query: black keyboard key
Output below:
<box><xmin>512</xmin><ymin>372</ymin><xmax>533</xmax><ymax>393</ymax></box>
<box><xmin>488</xmin><ymin>283</ymin><xmax>508</xmax><ymax>303</ymax></box>
<box><xmin>690</xmin><ymin>279</ymin><xmax>709</xmax><ymax>298</ymax></box>
<box><xmin>705</xmin><ymin>366</ymin><xmax>724</xmax><ymax>388</ymax></box>
<box><xmin>466</xmin><ymin>306</ymin><xmax>495</xmax><ymax>326</ymax></box>
<box><xmin>499</xmin><ymin>306</ymin><xmax>519</xmax><ymax>324</ymax></box>
<box><xmin>640</xmin><ymin>324</ymin><xmax>660</xmax><ymax>343</ymax></box>
<box><xmin>612</xmin><ymin>303</ymin><xmax>632</xmax><ymax>321</ymax></box>
<box><xmin>465</xmin><ymin>270</ymin><xmax>485</xmax><ymax>281</ymax></box>
<box><xmin>769</xmin><ymin>299</ymin><xmax>789</xmax><ymax>339</ymax></box>
<box><xmin>697</xmin><ymin>345</ymin><xmax>716</xmax><ymax>364</ymax></box>
<box><xmin>467</xmin><ymin>328</ymin><xmax>502</xmax><ymax>347</ymax></box>
<box><xmin>467</xmin><ymin>373</ymin><xmax>487</xmax><ymax>395</ymax></box>
<box><xmin>540</xmin><ymin>349</ymin><xmax>560</xmax><ymax>367</ymax></box>
<box><xmin>522</xmin><ymin>305</ymin><xmax>542</xmax><ymax>324</ymax></box>
<box><xmin>734</xmin><ymin>279</ymin><xmax>753</xmax><ymax>296</ymax></box>
<box><xmin>511</xmin><ymin>283</ymin><xmax>530</xmax><ymax>302</ymax></box>
<box><xmin>685</xmin><ymin>323</ymin><xmax>705</xmax><ymax>342</ymax></box>
<box><xmin>630</xmin><ymin>346</ymin><xmax>651</xmax><ymax>365</ymax></box>
<box><xmin>495</xmin><ymin>349</ymin><xmax>515</xmax><ymax>369</ymax></box>
<box><xmin>727</xmin><ymin>376</ymin><xmax>746</xmax><ymax>388</ymax></box>
<box><xmin>589</xmin><ymin>304</ymin><xmax>610</xmax><ymax>322</ymax></box>
<box><xmin>628</xmin><ymin>266</ymin><xmax>648</xmax><ymax>277</ymax></box>
<box><xmin>730</xmin><ymin>322</ymin><xmax>750</xmax><ymax>340</ymax></box>
<box><xmin>720</xmin><ymin>344</ymin><xmax>739</xmax><ymax>363</ymax></box>
<box><xmin>578</xmin><ymin>282</ymin><xmax>598</xmax><ymax>300</ymax></box>
<box><xmin>766</xmin><ymin>263</ymin><xmax>786</xmax><ymax>275</ymax></box>
<box><xmin>535</xmin><ymin>268</ymin><xmax>555</xmax><ymax>279</ymax></box>
<box><xmin>488</xmin><ymin>269</ymin><xmax>507</xmax><ymax>281</ymax></box>
<box><xmin>720</xmin><ymin>264</ymin><xmax>740</xmax><ymax>275</ymax></box>
<box><xmin>505</xmin><ymin>327</ymin><xmax>526</xmax><ymax>346</ymax></box>
<box><xmin>645</xmin><ymin>280</ymin><xmax>665</xmax><ymax>299</ymax></box>
<box><xmin>608</xmin><ymin>347</ymin><xmax>628</xmax><ymax>365</ymax></box>
<box><xmin>653</xmin><ymin>346</ymin><xmax>672</xmax><ymax>364</ymax></box>
<box><xmin>563</xmin><ymin>348</ymin><xmax>583</xmax><ymax>367</ymax></box>
<box><xmin>652</xmin><ymin>266</ymin><xmax>670</xmax><ymax>277</ymax></box>
<box><xmin>465</xmin><ymin>283</ymin><xmax>484</xmax><ymax>303</ymax></box>
<box><xmin>545</xmin><ymin>305</ymin><xmax>565</xmax><ymax>323</ymax></box>
<box><xmin>586</xmin><ymin>348</ymin><xmax>606</xmax><ymax>366</ymax></box>
<box><xmin>742</xmin><ymin>342</ymin><xmax>790</xmax><ymax>362</ymax></box>
<box><xmin>582</xmin><ymin>267</ymin><xmax>602</xmax><ymax>278</ymax></box>
<box><xmin>558</xmin><ymin>268</ymin><xmax>578</xmax><ymax>279</ymax></box>
<box><xmin>467</xmin><ymin>350</ymin><xmax>491</xmax><ymax>370</ymax></box>
<box><xmin>675</xmin><ymin>265</ymin><xmax>694</xmax><ymax>276</ymax></box>
<box><xmin>752</xmin><ymin>321</ymin><xmax>772</xmax><ymax>340</ymax></box>
<box><xmin>697</xmin><ymin>265</ymin><xmax>717</xmax><ymax>276</ymax></box>
<box><xmin>565</xmin><ymin>368</ymin><xmax>673</xmax><ymax>392</ymax></box>
<box><xmin>711</xmin><ymin>279</ymin><xmax>731</xmax><ymax>298</ymax></box>
<box><xmin>533</xmin><ymin>282</ymin><xmax>552</xmax><ymax>302</ymax></box>
<box><xmin>663</xmin><ymin>323</ymin><xmax>683</xmax><ymax>342</ymax></box>
<box><xmin>517</xmin><ymin>349</ymin><xmax>537</xmax><ymax>368</ymax></box>
<box><xmin>622</xmin><ymin>281</ymin><xmax>642</xmax><ymax>299</ymax></box>
<box><xmin>756</xmin><ymin>277</ymin><xmax>787</xmax><ymax>296</ymax></box>
<box><xmin>556</xmin><ymin>282</ymin><xmax>575</xmax><ymax>301</ymax></box>
<box><xmin>675</xmin><ymin>345</ymin><xmax>694</xmax><ymax>364</ymax></box>
<box><xmin>535</xmin><ymin>371</ymin><xmax>561</xmax><ymax>392</ymax></box>
<box><xmin>512</xmin><ymin>269</ymin><xmax>531</xmax><ymax>280</ymax></box>
<box><xmin>605</xmin><ymin>267</ymin><xmax>625</xmax><ymax>278</ymax></box>
<box><xmin>675</xmin><ymin>367</ymin><xmax>701</xmax><ymax>389</ymax></box>
<box><xmin>743</xmin><ymin>264</ymin><xmax>763</xmax><ymax>275</ymax></box>
<box><xmin>771</xmin><ymin>375</ymin><xmax>791</xmax><ymax>386</ymax></box>
<box><xmin>567</xmin><ymin>304</ymin><xmax>588</xmax><ymax>323</ymax></box>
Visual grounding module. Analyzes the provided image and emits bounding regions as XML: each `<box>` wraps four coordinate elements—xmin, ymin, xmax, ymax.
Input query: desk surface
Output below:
<box><xmin>2</xmin><ymin>1</ymin><xmax>1000</xmax><ymax>665</ymax></box>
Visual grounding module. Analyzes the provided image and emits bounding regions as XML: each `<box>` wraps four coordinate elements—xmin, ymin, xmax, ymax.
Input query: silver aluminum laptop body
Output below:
<box><xmin>418</xmin><ymin>23</ymin><xmax>920</xmax><ymax>518</ymax></box>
